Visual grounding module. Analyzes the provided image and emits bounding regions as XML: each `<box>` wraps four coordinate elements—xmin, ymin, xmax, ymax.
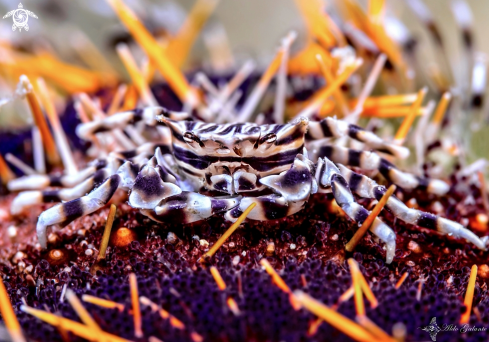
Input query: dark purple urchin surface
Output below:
<box><xmin>1</xmin><ymin>192</ymin><xmax>489</xmax><ymax>342</ymax></box>
<box><xmin>1</xmin><ymin>77</ymin><xmax>489</xmax><ymax>341</ymax></box>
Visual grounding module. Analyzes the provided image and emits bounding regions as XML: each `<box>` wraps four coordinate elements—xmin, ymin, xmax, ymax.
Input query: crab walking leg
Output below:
<box><xmin>8</xmin><ymin>143</ymin><xmax>171</xmax><ymax>193</ymax></box>
<box><xmin>140</xmin><ymin>192</ymin><xmax>240</xmax><ymax>224</ymax></box>
<box><xmin>109</xmin><ymin>142</ymin><xmax>173</xmax><ymax>161</ymax></box>
<box><xmin>11</xmin><ymin>159</ymin><xmax>142</xmax><ymax>215</ymax></box>
<box><xmin>338</xmin><ymin>165</ymin><xmax>487</xmax><ymax>250</ymax></box>
<box><xmin>315</xmin><ymin>158</ymin><xmax>396</xmax><ymax>263</ymax></box>
<box><xmin>309</xmin><ymin>143</ymin><xmax>449</xmax><ymax>196</ymax></box>
<box><xmin>7</xmin><ymin>153</ymin><xmax>123</xmax><ymax>193</ymax></box>
<box><xmin>76</xmin><ymin>107</ymin><xmax>188</xmax><ymax>139</ymax></box>
<box><xmin>11</xmin><ymin>169</ymin><xmax>110</xmax><ymax>215</ymax></box>
<box><xmin>11</xmin><ymin>146</ymin><xmax>177</xmax><ymax>214</ymax></box>
<box><xmin>36</xmin><ymin>175</ymin><xmax>121</xmax><ymax>249</ymax></box>
<box><xmin>307</xmin><ymin>116</ymin><xmax>409</xmax><ymax>159</ymax></box>
<box><xmin>8</xmin><ymin>166</ymin><xmax>98</xmax><ymax>192</ymax></box>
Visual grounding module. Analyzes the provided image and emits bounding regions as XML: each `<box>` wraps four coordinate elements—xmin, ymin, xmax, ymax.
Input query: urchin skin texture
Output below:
<box><xmin>1</xmin><ymin>194</ymin><xmax>489</xmax><ymax>342</ymax></box>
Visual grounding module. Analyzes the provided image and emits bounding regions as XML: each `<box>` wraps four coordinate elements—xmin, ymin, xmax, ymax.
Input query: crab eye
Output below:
<box><xmin>259</xmin><ymin>133</ymin><xmax>277</xmax><ymax>145</ymax></box>
<box><xmin>183</xmin><ymin>132</ymin><xmax>204</xmax><ymax>147</ymax></box>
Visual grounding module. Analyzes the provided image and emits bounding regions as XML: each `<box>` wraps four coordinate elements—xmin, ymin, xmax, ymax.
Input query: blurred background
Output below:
<box><xmin>0</xmin><ymin>0</ymin><xmax>488</xmax><ymax>164</ymax></box>
<box><xmin>1</xmin><ymin>0</ymin><xmax>489</xmax><ymax>74</ymax></box>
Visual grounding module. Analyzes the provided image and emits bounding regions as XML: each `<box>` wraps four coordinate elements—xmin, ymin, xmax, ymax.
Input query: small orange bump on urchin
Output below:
<box><xmin>46</xmin><ymin>249</ymin><xmax>70</xmax><ymax>266</ymax></box>
<box><xmin>477</xmin><ymin>264</ymin><xmax>489</xmax><ymax>279</ymax></box>
<box><xmin>469</xmin><ymin>213</ymin><xmax>488</xmax><ymax>233</ymax></box>
<box><xmin>110</xmin><ymin>227</ymin><xmax>137</xmax><ymax>247</ymax></box>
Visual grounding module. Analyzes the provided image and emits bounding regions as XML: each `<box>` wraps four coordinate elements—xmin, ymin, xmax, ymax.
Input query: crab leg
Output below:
<box><xmin>10</xmin><ymin>145</ymin><xmax>181</xmax><ymax>215</ymax></box>
<box><xmin>315</xmin><ymin>158</ymin><xmax>396</xmax><ymax>263</ymax></box>
<box><xmin>141</xmin><ymin>192</ymin><xmax>240</xmax><ymax>224</ymax></box>
<box><xmin>75</xmin><ymin>107</ymin><xmax>188</xmax><ymax>139</ymax></box>
<box><xmin>109</xmin><ymin>142</ymin><xmax>173</xmax><ymax>161</ymax></box>
<box><xmin>36</xmin><ymin>174</ymin><xmax>121</xmax><ymax>248</ymax></box>
<box><xmin>11</xmin><ymin>169</ymin><xmax>110</xmax><ymax>215</ymax></box>
<box><xmin>7</xmin><ymin>142</ymin><xmax>170</xmax><ymax>193</ymax></box>
<box><xmin>34</xmin><ymin>146</ymin><xmax>189</xmax><ymax>248</ymax></box>
<box><xmin>309</xmin><ymin>143</ymin><xmax>449</xmax><ymax>196</ymax></box>
<box><xmin>338</xmin><ymin>164</ymin><xmax>487</xmax><ymax>250</ymax></box>
<box><xmin>307</xmin><ymin>116</ymin><xmax>409</xmax><ymax>159</ymax></box>
<box><xmin>7</xmin><ymin>166</ymin><xmax>98</xmax><ymax>192</ymax></box>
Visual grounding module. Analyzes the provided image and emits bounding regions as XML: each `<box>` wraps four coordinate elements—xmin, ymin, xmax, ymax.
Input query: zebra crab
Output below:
<box><xmin>9</xmin><ymin>107</ymin><xmax>488</xmax><ymax>263</ymax></box>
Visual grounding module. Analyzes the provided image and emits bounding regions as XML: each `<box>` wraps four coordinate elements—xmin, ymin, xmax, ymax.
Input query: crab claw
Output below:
<box><xmin>128</xmin><ymin>165</ymin><xmax>181</xmax><ymax>210</ymax></box>
<box><xmin>260</xmin><ymin>156</ymin><xmax>315</xmax><ymax>202</ymax></box>
<box><xmin>142</xmin><ymin>193</ymin><xmax>240</xmax><ymax>224</ymax></box>
<box><xmin>315</xmin><ymin>157</ymin><xmax>341</xmax><ymax>190</ymax></box>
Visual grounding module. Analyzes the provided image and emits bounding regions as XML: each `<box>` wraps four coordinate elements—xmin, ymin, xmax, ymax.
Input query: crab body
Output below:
<box><xmin>8</xmin><ymin>107</ymin><xmax>488</xmax><ymax>264</ymax></box>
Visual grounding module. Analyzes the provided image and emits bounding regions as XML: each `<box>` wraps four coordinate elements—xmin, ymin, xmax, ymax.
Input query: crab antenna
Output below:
<box><xmin>37</xmin><ymin>78</ymin><xmax>78</xmax><ymax>175</ymax></box>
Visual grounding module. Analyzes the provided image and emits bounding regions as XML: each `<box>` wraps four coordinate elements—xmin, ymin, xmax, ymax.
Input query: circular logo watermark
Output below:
<box><xmin>2</xmin><ymin>3</ymin><xmax>38</xmax><ymax>32</ymax></box>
